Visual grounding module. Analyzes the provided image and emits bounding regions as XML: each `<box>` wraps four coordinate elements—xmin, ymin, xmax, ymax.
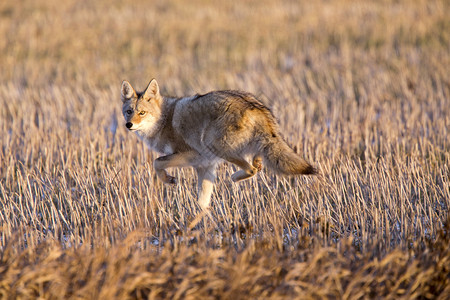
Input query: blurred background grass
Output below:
<box><xmin>1</xmin><ymin>0</ymin><xmax>448</xmax><ymax>89</ymax></box>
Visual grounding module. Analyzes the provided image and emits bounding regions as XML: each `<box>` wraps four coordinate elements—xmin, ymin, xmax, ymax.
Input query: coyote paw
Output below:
<box><xmin>252</xmin><ymin>156</ymin><xmax>263</xmax><ymax>172</ymax></box>
<box><xmin>165</xmin><ymin>176</ymin><xmax>177</xmax><ymax>185</ymax></box>
<box><xmin>231</xmin><ymin>168</ymin><xmax>257</xmax><ymax>182</ymax></box>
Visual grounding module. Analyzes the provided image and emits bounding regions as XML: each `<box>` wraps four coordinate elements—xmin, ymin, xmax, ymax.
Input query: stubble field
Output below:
<box><xmin>0</xmin><ymin>0</ymin><xmax>449</xmax><ymax>298</ymax></box>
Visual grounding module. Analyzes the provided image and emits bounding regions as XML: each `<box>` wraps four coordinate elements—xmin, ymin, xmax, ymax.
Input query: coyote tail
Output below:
<box><xmin>260</xmin><ymin>133</ymin><xmax>316</xmax><ymax>176</ymax></box>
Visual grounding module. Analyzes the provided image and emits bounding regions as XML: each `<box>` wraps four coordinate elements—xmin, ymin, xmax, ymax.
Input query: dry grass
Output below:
<box><xmin>0</xmin><ymin>0</ymin><xmax>449</xmax><ymax>298</ymax></box>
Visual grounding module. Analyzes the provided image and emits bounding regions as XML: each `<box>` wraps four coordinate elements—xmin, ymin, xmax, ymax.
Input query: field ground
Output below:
<box><xmin>0</xmin><ymin>0</ymin><xmax>449</xmax><ymax>298</ymax></box>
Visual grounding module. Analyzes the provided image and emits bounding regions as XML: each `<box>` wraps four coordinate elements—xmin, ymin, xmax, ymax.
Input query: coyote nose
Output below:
<box><xmin>126</xmin><ymin>122</ymin><xmax>133</xmax><ymax>129</ymax></box>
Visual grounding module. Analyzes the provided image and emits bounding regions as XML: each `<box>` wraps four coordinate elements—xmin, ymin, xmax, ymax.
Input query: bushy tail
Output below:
<box><xmin>260</xmin><ymin>134</ymin><xmax>316</xmax><ymax>176</ymax></box>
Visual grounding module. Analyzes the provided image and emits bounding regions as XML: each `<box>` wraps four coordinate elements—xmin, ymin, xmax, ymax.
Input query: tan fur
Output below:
<box><xmin>121</xmin><ymin>79</ymin><xmax>316</xmax><ymax>209</ymax></box>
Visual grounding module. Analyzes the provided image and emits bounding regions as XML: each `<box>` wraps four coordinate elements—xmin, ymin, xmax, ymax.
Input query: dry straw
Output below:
<box><xmin>0</xmin><ymin>0</ymin><xmax>449</xmax><ymax>298</ymax></box>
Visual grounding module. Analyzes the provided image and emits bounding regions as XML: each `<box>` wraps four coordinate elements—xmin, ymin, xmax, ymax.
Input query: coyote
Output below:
<box><xmin>121</xmin><ymin>79</ymin><xmax>316</xmax><ymax>209</ymax></box>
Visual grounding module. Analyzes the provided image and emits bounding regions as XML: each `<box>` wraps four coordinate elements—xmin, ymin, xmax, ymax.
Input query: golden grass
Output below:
<box><xmin>0</xmin><ymin>0</ymin><xmax>449</xmax><ymax>298</ymax></box>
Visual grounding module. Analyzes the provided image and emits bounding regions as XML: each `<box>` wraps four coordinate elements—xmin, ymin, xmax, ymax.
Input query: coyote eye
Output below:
<box><xmin>126</xmin><ymin>110</ymin><xmax>132</xmax><ymax>115</ymax></box>
<box><xmin>139</xmin><ymin>111</ymin><xmax>146</xmax><ymax>116</ymax></box>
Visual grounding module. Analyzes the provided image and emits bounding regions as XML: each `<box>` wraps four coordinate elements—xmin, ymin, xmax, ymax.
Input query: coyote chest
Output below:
<box><xmin>144</xmin><ymin>138</ymin><xmax>174</xmax><ymax>155</ymax></box>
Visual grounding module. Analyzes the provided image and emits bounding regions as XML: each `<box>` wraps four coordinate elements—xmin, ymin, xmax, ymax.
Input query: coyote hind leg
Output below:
<box><xmin>229</xmin><ymin>155</ymin><xmax>263</xmax><ymax>182</ymax></box>
<box><xmin>225</xmin><ymin>156</ymin><xmax>260</xmax><ymax>182</ymax></box>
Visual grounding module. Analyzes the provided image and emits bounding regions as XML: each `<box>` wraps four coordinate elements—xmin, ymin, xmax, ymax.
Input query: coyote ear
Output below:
<box><xmin>143</xmin><ymin>79</ymin><xmax>160</xmax><ymax>100</ymax></box>
<box><xmin>121</xmin><ymin>80</ymin><xmax>136</xmax><ymax>101</ymax></box>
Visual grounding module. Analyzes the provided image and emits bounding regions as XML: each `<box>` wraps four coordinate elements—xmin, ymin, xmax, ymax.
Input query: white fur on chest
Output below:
<box><xmin>142</xmin><ymin>136</ymin><xmax>173</xmax><ymax>155</ymax></box>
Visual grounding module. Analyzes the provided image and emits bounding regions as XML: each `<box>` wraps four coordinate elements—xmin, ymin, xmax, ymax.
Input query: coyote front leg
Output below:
<box><xmin>196</xmin><ymin>165</ymin><xmax>217</xmax><ymax>209</ymax></box>
<box><xmin>153</xmin><ymin>151</ymin><xmax>199</xmax><ymax>184</ymax></box>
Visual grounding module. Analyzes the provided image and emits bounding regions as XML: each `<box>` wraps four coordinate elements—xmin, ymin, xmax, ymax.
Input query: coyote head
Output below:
<box><xmin>121</xmin><ymin>79</ymin><xmax>163</xmax><ymax>137</ymax></box>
